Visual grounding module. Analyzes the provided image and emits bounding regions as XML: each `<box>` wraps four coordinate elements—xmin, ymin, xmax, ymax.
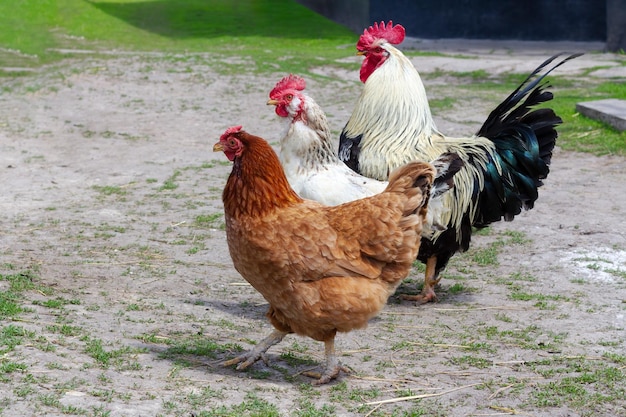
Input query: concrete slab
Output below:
<box><xmin>576</xmin><ymin>99</ymin><xmax>626</xmax><ymax>131</ymax></box>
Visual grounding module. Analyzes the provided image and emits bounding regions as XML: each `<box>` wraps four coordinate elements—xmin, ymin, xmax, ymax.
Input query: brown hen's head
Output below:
<box><xmin>215</xmin><ymin>126</ymin><xmax>304</xmax><ymax>217</ymax></box>
<box><xmin>356</xmin><ymin>21</ymin><xmax>406</xmax><ymax>83</ymax></box>
<box><xmin>267</xmin><ymin>74</ymin><xmax>307</xmax><ymax>118</ymax></box>
<box><xmin>213</xmin><ymin>125</ymin><xmax>245</xmax><ymax>161</ymax></box>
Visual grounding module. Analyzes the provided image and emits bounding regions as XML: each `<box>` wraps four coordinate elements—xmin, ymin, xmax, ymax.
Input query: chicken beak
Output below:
<box><xmin>266</xmin><ymin>99</ymin><xmax>279</xmax><ymax>106</ymax></box>
<box><xmin>356</xmin><ymin>50</ymin><xmax>366</xmax><ymax>56</ymax></box>
<box><xmin>213</xmin><ymin>143</ymin><xmax>224</xmax><ymax>152</ymax></box>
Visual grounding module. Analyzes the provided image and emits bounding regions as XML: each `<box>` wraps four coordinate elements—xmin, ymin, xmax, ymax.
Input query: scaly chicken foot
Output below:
<box><xmin>223</xmin><ymin>329</ymin><xmax>287</xmax><ymax>371</ymax></box>
<box><xmin>400</xmin><ymin>256</ymin><xmax>439</xmax><ymax>304</ymax></box>
<box><xmin>302</xmin><ymin>338</ymin><xmax>349</xmax><ymax>385</ymax></box>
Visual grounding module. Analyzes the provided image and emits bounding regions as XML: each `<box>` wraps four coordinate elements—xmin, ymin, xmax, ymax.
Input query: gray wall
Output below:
<box><xmin>294</xmin><ymin>0</ymin><xmax>370</xmax><ymax>34</ymax></box>
<box><xmin>369</xmin><ymin>0</ymin><xmax>604</xmax><ymax>42</ymax></box>
<box><xmin>607</xmin><ymin>0</ymin><xmax>626</xmax><ymax>51</ymax></box>
<box><xmin>296</xmin><ymin>0</ymin><xmax>626</xmax><ymax>51</ymax></box>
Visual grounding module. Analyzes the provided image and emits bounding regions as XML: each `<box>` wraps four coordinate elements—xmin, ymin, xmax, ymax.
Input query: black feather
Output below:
<box><xmin>471</xmin><ymin>53</ymin><xmax>581</xmax><ymax>227</ymax></box>
<box><xmin>431</xmin><ymin>152</ymin><xmax>464</xmax><ymax>198</ymax></box>
<box><xmin>338</xmin><ymin>132</ymin><xmax>363</xmax><ymax>174</ymax></box>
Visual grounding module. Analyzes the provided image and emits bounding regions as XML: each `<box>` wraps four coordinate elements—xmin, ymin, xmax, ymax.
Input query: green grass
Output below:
<box><xmin>193</xmin><ymin>393</ymin><xmax>281</xmax><ymax>417</ymax></box>
<box><xmin>528</xmin><ymin>355</ymin><xmax>626</xmax><ymax>412</ymax></box>
<box><xmin>0</xmin><ymin>267</ymin><xmax>45</xmax><ymax>319</ymax></box>
<box><xmin>158</xmin><ymin>334</ymin><xmax>242</xmax><ymax>366</ymax></box>
<box><xmin>550</xmin><ymin>81</ymin><xmax>626</xmax><ymax>155</ymax></box>
<box><xmin>0</xmin><ymin>0</ymin><xmax>356</xmax><ymax>75</ymax></box>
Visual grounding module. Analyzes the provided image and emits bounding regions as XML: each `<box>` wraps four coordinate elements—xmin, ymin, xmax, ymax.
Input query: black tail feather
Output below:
<box><xmin>478</xmin><ymin>53</ymin><xmax>582</xmax><ymax>137</ymax></box>
<box><xmin>471</xmin><ymin>52</ymin><xmax>581</xmax><ymax>227</ymax></box>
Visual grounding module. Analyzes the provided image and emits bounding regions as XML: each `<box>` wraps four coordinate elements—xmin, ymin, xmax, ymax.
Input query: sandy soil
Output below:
<box><xmin>1</xmin><ymin>45</ymin><xmax>625</xmax><ymax>416</ymax></box>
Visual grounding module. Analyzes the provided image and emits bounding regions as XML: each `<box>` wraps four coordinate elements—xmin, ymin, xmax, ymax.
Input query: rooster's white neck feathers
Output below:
<box><xmin>344</xmin><ymin>44</ymin><xmax>441</xmax><ymax>180</ymax></box>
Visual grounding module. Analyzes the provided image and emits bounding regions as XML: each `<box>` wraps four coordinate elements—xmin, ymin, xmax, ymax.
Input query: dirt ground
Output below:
<box><xmin>1</xmin><ymin>42</ymin><xmax>625</xmax><ymax>417</ymax></box>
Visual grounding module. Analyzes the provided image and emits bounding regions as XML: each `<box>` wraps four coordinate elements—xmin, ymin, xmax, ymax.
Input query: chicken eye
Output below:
<box><xmin>285</xmin><ymin>94</ymin><xmax>293</xmax><ymax>101</ymax></box>
<box><xmin>228</xmin><ymin>139</ymin><xmax>237</xmax><ymax>147</ymax></box>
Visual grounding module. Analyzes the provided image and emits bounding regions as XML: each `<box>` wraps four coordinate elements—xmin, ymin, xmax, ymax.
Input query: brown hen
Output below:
<box><xmin>214</xmin><ymin>125</ymin><xmax>435</xmax><ymax>384</ymax></box>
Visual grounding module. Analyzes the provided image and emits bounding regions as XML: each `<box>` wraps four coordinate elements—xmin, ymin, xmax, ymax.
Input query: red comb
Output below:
<box><xmin>220</xmin><ymin>125</ymin><xmax>243</xmax><ymax>141</ymax></box>
<box><xmin>357</xmin><ymin>21</ymin><xmax>405</xmax><ymax>50</ymax></box>
<box><xmin>269</xmin><ymin>74</ymin><xmax>306</xmax><ymax>99</ymax></box>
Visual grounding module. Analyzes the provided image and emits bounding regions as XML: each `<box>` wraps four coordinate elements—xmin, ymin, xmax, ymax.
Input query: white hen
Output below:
<box><xmin>267</xmin><ymin>75</ymin><xmax>387</xmax><ymax>205</ymax></box>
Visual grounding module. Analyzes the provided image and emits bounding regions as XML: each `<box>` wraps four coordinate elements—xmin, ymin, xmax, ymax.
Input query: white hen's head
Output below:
<box><xmin>267</xmin><ymin>74</ymin><xmax>308</xmax><ymax>121</ymax></box>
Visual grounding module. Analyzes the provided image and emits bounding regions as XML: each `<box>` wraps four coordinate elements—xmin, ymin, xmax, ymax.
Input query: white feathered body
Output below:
<box><xmin>278</xmin><ymin>93</ymin><xmax>387</xmax><ymax>205</ymax></box>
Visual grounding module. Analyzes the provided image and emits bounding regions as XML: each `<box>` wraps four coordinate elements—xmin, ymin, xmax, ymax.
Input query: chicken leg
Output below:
<box><xmin>223</xmin><ymin>329</ymin><xmax>287</xmax><ymax>370</ymax></box>
<box><xmin>401</xmin><ymin>256</ymin><xmax>439</xmax><ymax>303</ymax></box>
<box><xmin>303</xmin><ymin>337</ymin><xmax>349</xmax><ymax>385</ymax></box>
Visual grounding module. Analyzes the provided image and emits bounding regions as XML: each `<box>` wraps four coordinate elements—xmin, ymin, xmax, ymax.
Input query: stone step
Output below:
<box><xmin>575</xmin><ymin>99</ymin><xmax>626</xmax><ymax>131</ymax></box>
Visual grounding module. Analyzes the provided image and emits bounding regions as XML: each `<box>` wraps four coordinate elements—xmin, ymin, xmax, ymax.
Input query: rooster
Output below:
<box><xmin>338</xmin><ymin>21</ymin><xmax>582</xmax><ymax>303</ymax></box>
<box><xmin>214</xmin><ymin>125</ymin><xmax>434</xmax><ymax>384</ymax></box>
<box><xmin>267</xmin><ymin>74</ymin><xmax>462</xmax><ymax>236</ymax></box>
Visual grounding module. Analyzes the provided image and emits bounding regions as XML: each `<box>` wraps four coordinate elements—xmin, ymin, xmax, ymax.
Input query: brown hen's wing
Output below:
<box><xmin>237</xmin><ymin>200</ymin><xmax>386</xmax><ymax>283</ymax></box>
<box><xmin>321</xmin><ymin>161</ymin><xmax>435</xmax><ymax>282</ymax></box>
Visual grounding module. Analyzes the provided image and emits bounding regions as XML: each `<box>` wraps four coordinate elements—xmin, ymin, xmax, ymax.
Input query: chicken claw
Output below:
<box><xmin>400</xmin><ymin>256</ymin><xmax>439</xmax><ymax>304</ymax></box>
<box><xmin>400</xmin><ymin>286</ymin><xmax>438</xmax><ymax>304</ymax></box>
<box><xmin>222</xmin><ymin>351</ymin><xmax>268</xmax><ymax>370</ymax></box>
<box><xmin>302</xmin><ymin>338</ymin><xmax>349</xmax><ymax>385</ymax></box>
<box><xmin>303</xmin><ymin>364</ymin><xmax>350</xmax><ymax>385</ymax></box>
<box><xmin>222</xmin><ymin>329</ymin><xmax>287</xmax><ymax>371</ymax></box>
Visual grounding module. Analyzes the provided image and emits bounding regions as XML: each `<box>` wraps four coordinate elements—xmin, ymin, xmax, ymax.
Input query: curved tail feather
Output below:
<box><xmin>472</xmin><ymin>53</ymin><xmax>581</xmax><ymax>226</ymax></box>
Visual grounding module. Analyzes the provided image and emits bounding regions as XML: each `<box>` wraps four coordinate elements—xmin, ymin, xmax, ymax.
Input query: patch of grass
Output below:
<box><xmin>159</xmin><ymin>335</ymin><xmax>242</xmax><ymax>365</ymax></box>
<box><xmin>158</xmin><ymin>170</ymin><xmax>181</xmax><ymax>191</ymax></box>
<box><xmin>82</xmin><ymin>337</ymin><xmax>146</xmax><ymax>370</ymax></box>
<box><xmin>0</xmin><ymin>361</ymin><xmax>28</xmax><ymax>375</ymax></box>
<box><xmin>92</xmin><ymin>185</ymin><xmax>127</xmax><ymax>196</ymax></box>
<box><xmin>469</xmin><ymin>230</ymin><xmax>532</xmax><ymax>266</ymax></box>
<box><xmin>279</xmin><ymin>351</ymin><xmax>317</xmax><ymax>367</ymax></box>
<box><xmin>550</xmin><ymin>81</ymin><xmax>626</xmax><ymax>156</ymax></box>
<box><xmin>449</xmin><ymin>354</ymin><xmax>491</xmax><ymax>369</ymax></box>
<box><xmin>194</xmin><ymin>213</ymin><xmax>224</xmax><ymax>230</ymax></box>
<box><xmin>471</xmin><ymin>245</ymin><xmax>499</xmax><ymax>266</ymax></box>
<box><xmin>33</xmin><ymin>297</ymin><xmax>80</xmax><ymax>309</ymax></box>
<box><xmin>194</xmin><ymin>392</ymin><xmax>280</xmax><ymax>417</ymax></box>
<box><xmin>0</xmin><ymin>325</ymin><xmax>32</xmax><ymax>353</ymax></box>
<box><xmin>428</xmin><ymin>97</ymin><xmax>456</xmax><ymax>111</ymax></box>
<box><xmin>509</xmin><ymin>291</ymin><xmax>570</xmax><ymax>305</ymax></box>
<box><xmin>528</xmin><ymin>355</ymin><xmax>626</xmax><ymax>412</ymax></box>
<box><xmin>484</xmin><ymin>324</ymin><xmax>566</xmax><ymax>351</ymax></box>
<box><xmin>447</xmin><ymin>282</ymin><xmax>470</xmax><ymax>295</ymax></box>
<box><xmin>0</xmin><ymin>267</ymin><xmax>44</xmax><ymax>318</ymax></box>
<box><xmin>294</xmin><ymin>399</ymin><xmax>336</xmax><ymax>417</ymax></box>
<box><xmin>0</xmin><ymin>0</ymin><xmax>355</xmax><ymax>76</ymax></box>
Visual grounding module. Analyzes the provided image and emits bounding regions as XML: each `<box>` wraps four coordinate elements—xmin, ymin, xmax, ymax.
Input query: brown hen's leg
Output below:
<box><xmin>303</xmin><ymin>338</ymin><xmax>349</xmax><ymax>385</ymax></box>
<box><xmin>223</xmin><ymin>329</ymin><xmax>287</xmax><ymax>370</ymax></box>
<box><xmin>400</xmin><ymin>256</ymin><xmax>439</xmax><ymax>304</ymax></box>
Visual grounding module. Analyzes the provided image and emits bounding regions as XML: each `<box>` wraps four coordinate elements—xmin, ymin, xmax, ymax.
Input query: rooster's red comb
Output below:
<box><xmin>269</xmin><ymin>74</ymin><xmax>306</xmax><ymax>99</ymax></box>
<box><xmin>220</xmin><ymin>125</ymin><xmax>243</xmax><ymax>141</ymax></box>
<box><xmin>357</xmin><ymin>21</ymin><xmax>405</xmax><ymax>50</ymax></box>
